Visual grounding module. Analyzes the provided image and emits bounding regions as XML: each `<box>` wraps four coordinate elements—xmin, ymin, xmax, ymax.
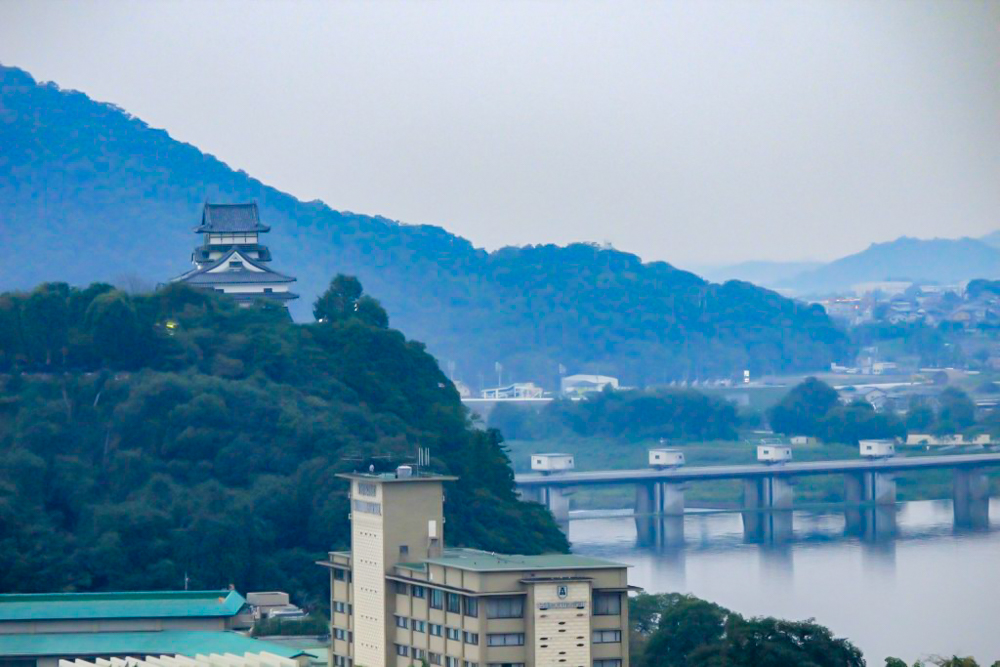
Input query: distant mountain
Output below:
<box><xmin>697</xmin><ymin>261</ymin><xmax>823</xmax><ymax>290</ymax></box>
<box><xmin>782</xmin><ymin>237</ymin><xmax>1000</xmax><ymax>295</ymax></box>
<box><xmin>0</xmin><ymin>63</ymin><xmax>850</xmax><ymax>386</ymax></box>
<box><xmin>979</xmin><ymin>230</ymin><xmax>1000</xmax><ymax>249</ymax></box>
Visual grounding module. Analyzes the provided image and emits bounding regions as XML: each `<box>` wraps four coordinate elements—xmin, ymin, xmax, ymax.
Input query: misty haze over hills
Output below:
<box><xmin>701</xmin><ymin>236</ymin><xmax>1000</xmax><ymax>295</ymax></box>
<box><xmin>0</xmin><ymin>63</ymin><xmax>851</xmax><ymax>387</ymax></box>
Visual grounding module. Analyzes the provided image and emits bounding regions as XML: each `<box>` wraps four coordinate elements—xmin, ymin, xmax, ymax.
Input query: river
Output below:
<box><xmin>568</xmin><ymin>499</ymin><xmax>1000</xmax><ymax>664</ymax></box>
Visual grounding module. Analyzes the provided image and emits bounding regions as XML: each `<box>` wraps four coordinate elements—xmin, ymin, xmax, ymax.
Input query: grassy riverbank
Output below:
<box><xmin>504</xmin><ymin>437</ymin><xmax>998</xmax><ymax>510</ymax></box>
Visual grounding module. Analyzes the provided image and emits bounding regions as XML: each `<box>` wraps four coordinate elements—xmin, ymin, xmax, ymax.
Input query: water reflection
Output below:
<box><xmin>568</xmin><ymin>500</ymin><xmax>1000</xmax><ymax>664</ymax></box>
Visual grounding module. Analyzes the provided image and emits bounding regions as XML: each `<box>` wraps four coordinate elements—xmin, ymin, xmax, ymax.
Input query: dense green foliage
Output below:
<box><xmin>0</xmin><ymin>63</ymin><xmax>851</xmax><ymax>387</ymax></box>
<box><xmin>0</xmin><ymin>280</ymin><xmax>566</xmax><ymax>603</ymax></box>
<box><xmin>488</xmin><ymin>389</ymin><xmax>740</xmax><ymax>442</ymax></box>
<box><xmin>629</xmin><ymin>593</ymin><xmax>864</xmax><ymax>667</ymax></box>
<box><xmin>769</xmin><ymin>378</ymin><xmax>906</xmax><ymax>444</ymax></box>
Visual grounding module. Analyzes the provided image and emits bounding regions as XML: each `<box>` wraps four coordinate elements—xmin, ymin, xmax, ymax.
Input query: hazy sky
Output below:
<box><xmin>1</xmin><ymin>1</ymin><xmax>998</xmax><ymax>266</ymax></box>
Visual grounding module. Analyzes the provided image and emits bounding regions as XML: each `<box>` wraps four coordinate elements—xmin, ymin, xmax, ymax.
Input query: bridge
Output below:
<box><xmin>515</xmin><ymin>452</ymin><xmax>1000</xmax><ymax>544</ymax></box>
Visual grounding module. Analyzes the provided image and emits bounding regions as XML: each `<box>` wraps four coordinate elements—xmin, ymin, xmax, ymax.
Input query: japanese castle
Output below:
<box><xmin>171</xmin><ymin>202</ymin><xmax>298</xmax><ymax>305</ymax></box>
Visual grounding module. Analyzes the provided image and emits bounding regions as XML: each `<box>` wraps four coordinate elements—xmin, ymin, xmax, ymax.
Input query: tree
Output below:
<box><xmin>768</xmin><ymin>377</ymin><xmax>840</xmax><ymax>436</ymax></box>
<box><xmin>936</xmin><ymin>388</ymin><xmax>975</xmax><ymax>434</ymax></box>
<box><xmin>635</xmin><ymin>593</ymin><xmax>864</xmax><ymax>667</ymax></box>
<box><xmin>21</xmin><ymin>283</ymin><xmax>71</xmax><ymax>367</ymax></box>
<box><xmin>644</xmin><ymin>595</ymin><xmax>728</xmax><ymax>667</ymax></box>
<box><xmin>313</xmin><ymin>274</ymin><xmax>363</xmax><ymax>322</ymax></box>
<box><xmin>85</xmin><ymin>290</ymin><xmax>143</xmax><ymax>367</ymax></box>
<box><xmin>819</xmin><ymin>401</ymin><xmax>906</xmax><ymax>445</ymax></box>
<box><xmin>906</xmin><ymin>401</ymin><xmax>935</xmax><ymax>431</ymax></box>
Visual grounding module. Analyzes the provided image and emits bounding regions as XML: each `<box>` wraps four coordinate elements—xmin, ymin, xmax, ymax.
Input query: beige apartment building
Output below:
<box><xmin>318</xmin><ymin>469</ymin><xmax>633</xmax><ymax>667</ymax></box>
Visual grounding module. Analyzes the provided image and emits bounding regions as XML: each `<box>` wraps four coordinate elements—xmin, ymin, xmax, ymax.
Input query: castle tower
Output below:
<box><xmin>170</xmin><ymin>202</ymin><xmax>298</xmax><ymax>306</ymax></box>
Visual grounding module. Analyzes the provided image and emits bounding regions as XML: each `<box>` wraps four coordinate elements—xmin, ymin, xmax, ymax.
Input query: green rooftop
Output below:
<box><xmin>0</xmin><ymin>590</ymin><xmax>246</xmax><ymax>621</ymax></box>
<box><xmin>423</xmin><ymin>548</ymin><xmax>627</xmax><ymax>572</ymax></box>
<box><xmin>0</xmin><ymin>630</ymin><xmax>306</xmax><ymax>659</ymax></box>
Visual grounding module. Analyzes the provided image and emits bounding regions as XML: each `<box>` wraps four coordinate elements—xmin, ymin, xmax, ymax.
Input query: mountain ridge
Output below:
<box><xmin>0</xmin><ymin>63</ymin><xmax>850</xmax><ymax>386</ymax></box>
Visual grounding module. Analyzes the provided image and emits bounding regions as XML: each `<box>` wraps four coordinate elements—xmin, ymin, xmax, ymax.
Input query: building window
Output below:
<box><xmin>334</xmin><ymin>601</ymin><xmax>347</xmax><ymax>613</ymax></box>
<box><xmin>400</xmin><ymin>545</ymin><xmax>409</xmax><ymax>557</ymax></box>
<box><xmin>487</xmin><ymin>633</ymin><xmax>525</xmax><ymax>647</ymax></box>
<box><xmin>486</xmin><ymin>597</ymin><xmax>524</xmax><ymax>619</ymax></box>
<box><xmin>463</xmin><ymin>596</ymin><xmax>478</xmax><ymax>617</ymax></box>
<box><xmin>487</xmin><ymin>663</ymin><xmax>525</xmax><ymax>667</ymax></box>
<box><xmin>333</xmin><ymin>569</ymin><xmax>345</xmax><ymax>581</ymax></box>
<box><xmin>395</xmin><ymin>615</ymin><xmax>409</xmax><ymax>629</ymax></box>
<box><xmin>412</xmin><ymin>585</ymin><xmax>426</xmax><ymax>599</ymax></box>
<box><xmin>430</xmin><ymin>588</ymin><xmax>444</xmax><ymax>609</ymax></box>
<box><xmin>357</xmin><ymin>482</ymin><xmax>377</xmax><ymax>497</ymax></box>
<box><xmin>334</xmin><ymin>628</ymin><xmax>347</xmax><ymax>641</ymax></box>
<box><xmin>334</xmin><ymin>656</ymin><xmax>347</xmax><ymax>667</ymax></box>
<box><xmin>593</xmin><ymin>592</ymin><xmax>621</xmax><ymax>616</ymax></box>
<box><xmin>429</xmin><ymin>623</ymin><xmax>443</xmax><ymax>637</ymax></box>
<box><xmin>413</xmin><ymin>620</ymin><xmax>426</xmax><ymax>633</ymax></box>
<box><xmin>594</xmin><ymin>661</ymin><xmax>622</xmax><ymax>667</ymax></box>
<box><xmin>228</xmin><ymin>260</ymin><xmax>244</xmax><ymax>269</ymax></box>
<box><xmin>463</xmin><ymin>631</ymin><xmax>479</xmax><ymax>645</ymax></box>
<box><xmin>593</xmin><ymin>630</ymin><xmax>621</xmax><ymax>644</ymax></box>
<box><xmin>396</xmin><ymin>645</ymin><xmax>410</xmax><ymax>657</ymax></box>
<box><xmin>351</xmin><ymin>499</ymin><xmax>382</xmax><ymax>515</ymax></box>
<box><xmin>445</xmin><ymin>658</ymin><xmax>459</xmax><ymax>667</ymax></box>
<box><xmin>429</xmin><ymin>653</ymin><xmax>442</xmax><ymax>666</ymax></box>
<box><xmin>446</xmin><ymin>627</ymin><xmax>461</xmax><ymax>641</ymax></box>
<box><xmin>463</xmin><ymin>662</ymin><xmax>479</xmax><ymax>667</ymax></box>
<box><xmin>447</xmin><ymin>593</ymin><xmax>462</xmax><ymax>614</ymax></box>
<box><xmin>395</xmin><ymin>581</ymin><xmax>409</xmax><ymax>595</ymax></box>
<box><xmin>413</xmin><ymin>649</ymin><xmax>426</xmax><ymax>660</ymax></box>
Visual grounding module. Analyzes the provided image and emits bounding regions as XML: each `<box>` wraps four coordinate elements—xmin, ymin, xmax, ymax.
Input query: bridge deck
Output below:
<box><xmin>514</xmin><ymin>453</ymin><xmax>1000</xmax><ymax>487</ymax></box>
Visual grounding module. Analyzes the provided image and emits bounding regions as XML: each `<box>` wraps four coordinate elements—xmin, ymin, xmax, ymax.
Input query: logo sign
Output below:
<box><xmin>557</xmin><ymin>585</ymin><xmax>568</xmax><ymax>599</ymax></box>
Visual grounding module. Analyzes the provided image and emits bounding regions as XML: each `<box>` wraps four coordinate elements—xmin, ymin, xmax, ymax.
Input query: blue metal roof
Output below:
<box><xmin>0</xmin><ymin>590</ymin><xmax>247</xmax><ymax>621</ymax></box>
<box><xmin>0</xmin><ymin>630</ymin><xmax>307</xmax><ymax>659</ymax></box>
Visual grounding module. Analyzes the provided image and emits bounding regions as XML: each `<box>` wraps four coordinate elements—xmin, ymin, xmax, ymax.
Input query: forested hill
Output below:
<box><xmin>0</xmin><ymin>63</ymin><xmax>850</xmax><ymax>386</ymax></box>
<box><xmin>0</xmin><ymin>280</ymin><xmax>566</xmax><ymax>601</ymax></box>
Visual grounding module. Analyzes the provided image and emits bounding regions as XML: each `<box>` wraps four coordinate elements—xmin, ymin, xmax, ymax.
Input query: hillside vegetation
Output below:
<box><xmin>0</xmin><ymin>280</ymin><xmax>566</xmax><ymax>602</ymax></box>
<box><xmin>0</xmin><ymin>63</ymin><xmax>849</xmax><ymax>387</ymax></box>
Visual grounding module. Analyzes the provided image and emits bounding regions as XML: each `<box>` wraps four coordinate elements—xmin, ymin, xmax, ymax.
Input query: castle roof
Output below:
<box><xmin>194</xmin><ymin>203</ymin><xmax>270</xmax><ymax>233</ymax></box>
<box><xmin>172</xmin><ymin>249</ymin><xmax>296</xmax><ymax>286</ymax></box>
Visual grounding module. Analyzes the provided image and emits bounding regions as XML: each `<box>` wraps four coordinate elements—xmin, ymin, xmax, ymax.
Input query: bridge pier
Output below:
<box><xmin>539</xmin><ymin>486</ymin><xmax>571</xmax><ymax>526</ymax></box>
<box><xmin>953</xmin><ymin>468</ymin><xmax>990</xmax><ymax>530</ymax></box>
<box><xmin>844</xmin><ymin>471</ymin><xmax>897</xmax><ymax>539</ymax></box>
<box><xmin>742</xmin><ymin>476</ymin><xmax>793</xmax><ymax>543</ymax></box>
<box><xmin>635</xmin><ymin>481</ymin><xmax>686</xmax><ymax>548</ymax></box>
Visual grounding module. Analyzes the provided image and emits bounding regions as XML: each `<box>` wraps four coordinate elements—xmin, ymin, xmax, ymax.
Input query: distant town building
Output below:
<box><xmin>246</xmin><ymin>591</ymin><xmax>304</xmax><ymax>621</ymax></box>
<box><xmin>480</xmin><ymin>382</ymin><xmax>544</xmax><ymax>399</ymax></box>
<box><xmin>318</xmin><ymin>468</ymin><xmax>633</xmax><ymax>667</ymax></box>
<box><xmin>0</xmin><ymin>590</ymin><xmax>309</xmax><ymax>667</ymax></box>
<box><xmin>561</xmin><ymin>374</ymin><xmax>619</xmax><ymax>396</ymax></box>
<box><xmin>171</xmin><ymin>203</ymin><xmax>298</xmax><ymax>306</ymax></box>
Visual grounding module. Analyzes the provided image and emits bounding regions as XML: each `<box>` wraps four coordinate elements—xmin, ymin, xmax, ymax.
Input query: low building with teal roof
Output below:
<box><xmin>0</xmin><ymin>590</ymin><xmax>310</xmax><ymax>667</ymax></box>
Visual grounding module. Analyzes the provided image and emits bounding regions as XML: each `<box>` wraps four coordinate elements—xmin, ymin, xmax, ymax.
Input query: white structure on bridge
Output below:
<box><xmin>649</xmin><ymin>449</ymin><xmax>685</xmax><ymax>468</ymax></box>
<box><xmin>757</xmin><ymin>445</ymin><xmax>792</xmax><ymax>464</ymax></box>
<box><xmin>860</xmin><ymin>439</ymin><xmax>896</xmax><ymax>459</ymax></box>
<box><xmin>531</xmin><ymin>452</ymin><xmax>575</xmax><ymax>473</ymax></box>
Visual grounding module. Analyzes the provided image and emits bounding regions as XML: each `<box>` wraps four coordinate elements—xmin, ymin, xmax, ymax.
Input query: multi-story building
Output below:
<box><xmin>318</xmin><ymin>469</ymin><xmax>633</xmax><ymax>667</ymax></box>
